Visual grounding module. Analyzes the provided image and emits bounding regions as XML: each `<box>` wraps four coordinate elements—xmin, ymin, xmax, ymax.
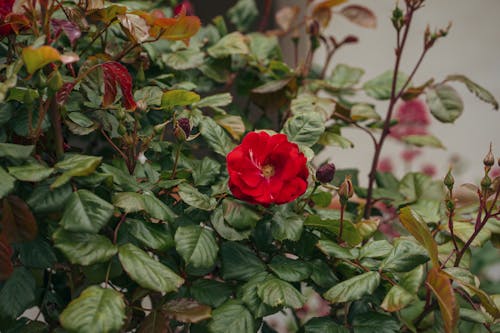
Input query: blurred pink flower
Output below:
<box><xmin>377</xmin><ymin>157</ymin><xmax>394</xmax><ymax>173</ymax></box>
<box><xmin>490</xmin><ymin>166</ymin><xmax>500</xmax><ymax>178</ymax></box>
<box><xmin>421</xmin><ymin>164</ymin><xmax>437</xmax><ymax>177</ymax></box>
<box><xmin>401</xmin><ymin>149</ymin><xmax>422</xmax><ymax>163</ymax></box>
<box><xmin>174</xmin><ymin>1</ymin><xmax>195</xmax><ymax>16</ymax></box>
<box><xmin>390</xmin><ymin>98</ymin><xmax>430</xmax><ymax>140</ymax></box>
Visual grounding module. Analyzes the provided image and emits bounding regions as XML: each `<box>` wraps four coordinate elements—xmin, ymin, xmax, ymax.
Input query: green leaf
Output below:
<box><xmin>350</xmin><ymin>103</ymin><xmax>381</xmax><ymax>121</ymax></box>
<box><xmin>445</xmin><ymin>74</ymin><xmax>498</xmax><ymax>110</ymax></box>
<box><xmin>163</xmin><ymin>49</ymin><xmax>205</xmax><ymax>70</ymax></box>
<box><xmin>451</xmin><ymin>221</ymin><xmax>491</xmax><ymax>247</ymax></box>
<box><xmin>207</xmin><ymin>32</ymin><xmax>250</xmax><ymax>58</ymax></box>
<box><xmin>210</xmin><ymin>205</ymin><xmax>252</xmax><ymax>241</ymax></box>
<box><xmin>317</xmin><ymin>240</ymin><xmax>358</xmax><ymax>260</ymax></box>
<box><xmin>178</xmin><ymin>183</ymin><xmax>217</xmax><ymax>211</ymax></box>
<box><xmin>238</xmin><ymin>273</ymin><xmax>275</xmax><ymax>318</ymax></box>
<box><xmin>323</xmin><ymin>271</ymin><xmax>381</xmax><ymax>303</ymax></box>
<box><xmin>328</xmin><ymin>64</ymin><xmax>365</xmax><ymax>89</ymax></box>
<box><xmin>318</xmin><ymin>131</ymin><xmax>355</xmax><ymax>149</ymax></box>
<box><xmin>363</xmin><ymin>70</ymin><xmax>409</xmax><ymax>100</ymax></box>
<box><xmin>303</xmin><ymin>317</ymin><xmax>349</xmax><ymax>333</ymax></box>
<box><xmin>142</xmin><ymin>191</ymin><xmax>177</xmax><ymax>221</ymax></box>
<box><xmin>0</xmin><ymin>167</ymin><xmax>15</xmax><ymax>199</ymax></box>
<box><xmin>271</xmin><ymin>210</ymin><xmax>303</xmax><ymax>241</ymax></box>
<box><xmin>282</xmin><ymin>112</ymin><xmax>325</xmax><ymax>147</ymax></box>
<box><xmin>381</xmin><ymin>285</ymin><xmax>415</xmax><ymax>312</ymax></box>
<box><xmin>175</xmin><ymin>225</ymin><xmax>218</xmax><ymax>268</ymax></box>
<box><xmin>222</xmin><ymin>199</ymin><xmax>259</xmax><ymax>230</ymax></box>
<box><xmin>304</xmin><ymin>215</ymin><xmax>362</xmax><ymax>246</ymax></box>
<box><xmin>112</xmin><ymin>192</ymin><xmax>145</xmax><ymax>213</ymax></box>
<box><xmin>257</xmin><ymin>276</ymin><xmax>305</xmax><ymax>308</ymax></box>
<box><xmin>0</xmin><ymin>143</ymin><xmax>34</xmax><ymax>159</ymax></box>
<box><xmin>18</xmin><ymin>237</ymin><xmax>57</xmax><ymax>269</ymax></box>
<box><xmin>291</xmin><ymin>93</ymin><xmax>335</xmax><ymax>120</ymax></box>
<box><xmin>1</xmin><ymin>195</ymin><xmax>37</xmax><ymax>243</ymax></box>
<box><xmin>268</xmin><ymin>255</ymin><xmax>311</xmax><ymax>282</ymax></box>
<box><xmin>60</xmin><ymin>190</ymin><xmax>114</xmax><ymax>233</ymax></box>
<box><xmin>380</xmin><ymin>239</ymin><xmax>429</xmax><ymax>272</ymax></box>
<box><xmin>26</xmin><ymin>181</ymin><xmax>72</xmax><ymax>214</ymax></box>
<box><xmin>125</xmin><ymin>218</ymin><xmax>174</xmax><ymax>251</ymax></box>
<box><xmin>200</xmin><ymin>117</ymin><xmax>235</xmax><ymax>156</ymax></box>
<box><xmin>309</xmin><ymin>259</ymin><xmax>339</xmax><ymax>288</ymax></box>
<box><xmin>399</xmin><ymin>172</ymin><xmax>443</xmax><ymax>204</ymax></box>
<box><xmin>100</xmin><ymin>163</ymin><xmax>140</xmax><ymax>191</ymax></box>
<box><xmin>8</xmin><ymin>163</ymin><xmax>54</xmax><ymax>182</ymax></box>
<box><xmin>161</xmin><ymin>90</ymin><xmax>200</xmax><ymax>108</ymax></box>
<box><xmin>190</xmin><ymin>157</ymin><xmax>221</xmax><ymax>186</ymax></box>
<box><xmin>68</xmin><ymin>112</ymin><xmax>94</xmax><ymax>128</ymax></box>
<box><xmin>196</xmin><ymin>93</ymin><xmax>233</xmax><ymax>109</ymax></box>
<box><xmin>227</xmin><ymin>0</ymin><xmax>258</xmax><ymax>32</ymax></box>
<box><xmin>359</xmin><ymin>240</ymin><xmax>393</xmax><ymax>259</ymax></box>
<box><xmin>402</xmin><ymin>134</ymin><xmax>445</xmax><ymax>149</ymax></box>
<box><xmin>59</xmin><ymin>286</ymin><xmax>126</xmax><ymax>333</ymax></box>
<box><xmin>53</xmin><ymin>228</ymin><xmax>117</xmax><ymax>266</ymax></box>
<box><xmin>118</xmin><ymin>243</ymin><xmax>184</xmax><ymax>293</ymax></box>
<box><xmin>426</xmin><ymin>84</ymin><xmax>464</xmax><ymax>123</ymax></box>
<box><xmin>399</xmin><ymin>265</ymin><xmax>424</xmax><ymax>294</ymax></box>
<box><xmin>208</xmin><ymin>300</ymin><xmax>255</xmax><ymax>333</ymax></box>
<box><xmin>399</xmin><ymin>207</ymin><xmax>439</xmax><ymax>267</ymax></box>
<box><xmin>352</xmin><ymin>312</ymin><xmax>400</xmax><ymax>333</ymax></box>
<box><xmin>53</xmin><ymin>154</ymin><xmax>102</xmax><ymax>188</ymax></box>
<box><xmin>220</xmin><ymin>242</ymin><xmax>266</xmax><ymax>281</ymax></box>
<box><xmin>0</xmin><ymin>268</ymin><xmax>36</xmax><ymax>319</ymax></box>
<box><xmin>190</xmin><ymin>279</ymin><xmax>233</xmax><ymax>308</ymax></box>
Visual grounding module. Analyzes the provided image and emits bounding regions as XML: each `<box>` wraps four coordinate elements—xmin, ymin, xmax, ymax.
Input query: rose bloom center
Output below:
<box><xmin>261</xmin><ymin>164</ymin><xmax>275</xmax><ymax>179</ymax></box>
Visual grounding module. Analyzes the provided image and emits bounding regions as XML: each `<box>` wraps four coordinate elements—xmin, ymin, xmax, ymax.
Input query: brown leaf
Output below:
<box><xmin>138</xmin><ymin>311</ymin><xmax>171</xmax><ymax>333</ymax></box>
<box><xmin>1</xmin><ymin>196</ymin><xmax>37</xmax><ymax>243</ymax></box>
<box><xmin>340</xmin><ymin>5</ymin><xmax>377</xmax><ymax>29</ymax></box>
<box><xmin>101</xmin><ymin>62</ymin><xmax>137</xmax><ymax>111</ymax></box>
<box><xmin>311</xmin><ymin>0</ymin><xmax>347</xmax><ymax>28</ymax></box>
<box><xmin>275</xmin><ymin>6</ymin><xmax>300</xmax><ymax>32</ymax></box>
<box><xmin>163</xmin><ymin>298</ymin><xmax>211</xmax><ymax>323</ymax></box>
<box><xmin>0</xmin><ymin>234</ymin><xmax>13</xmax><ymax>281</ymax></box>
<box><xmin>426</xmin><ymin>267</ymin><xmax>458</xmax><ymax>333</ymax></box>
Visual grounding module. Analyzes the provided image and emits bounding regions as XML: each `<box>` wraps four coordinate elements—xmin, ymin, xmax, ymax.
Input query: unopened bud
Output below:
<box><xmin>307</xmin><ymin>20</ymin><xmax>320</xmax><ymax>37</ymax></box>
<box><xmin>174</xmin><ymin>118</ymin><xmax>191</xmax><ymax>141</ymax></box>
<box><xmin>443</xmin><ymin>168</ymin><xmax>454</xmax><ymax>191</ymax></box>
<box><xmin>338</xmin><ymin>175</ymin><xmax>354</xmax><ymax>204</ymax></box>
<box><xmin>33</xmin><ymin>70</ymin><xmax>47</xmax><ymax>89</ymax></box>
<box><xmin>47</xmin><ymin>70</ymin><xmax>63</xmax><ymax>92</ymax></box>
<box><xmin>316</xmin><ymin>163</ymin><xmax>336</xmax><ymax>183</ymax></box>
<box><xmin>445</xmin><ymin>198</ymin><xmax>455</xmax><ymax>212</ymax></box>
<box><xmin>483</xmin><ymin>144</ymin><xmax>495</xmax><ymax>167</ymax></box>
<box><xmin>481</xmin><ymin>174</ymin><xmax>492</xmax><ymax>190</ymax></box>
<box><xmin>391</xmin><ymin>6</ymin><xmax>404</xmax><ymax>30</ymax></box>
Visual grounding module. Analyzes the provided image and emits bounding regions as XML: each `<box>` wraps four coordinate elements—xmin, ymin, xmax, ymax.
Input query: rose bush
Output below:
<box><xmin>0</xmin><ymin>0</ymin><xmax>499</xmax><ymax>333</ymax></box>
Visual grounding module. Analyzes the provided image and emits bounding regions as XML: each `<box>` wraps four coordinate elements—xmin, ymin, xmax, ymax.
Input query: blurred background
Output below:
<box><xmin>192</xmin><ymin>0</ymin><xmax>500</xmax><ymax>184</ymax></box>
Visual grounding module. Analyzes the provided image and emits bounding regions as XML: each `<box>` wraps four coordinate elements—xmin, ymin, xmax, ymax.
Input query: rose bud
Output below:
<box><xmin>316</xmin><ymin>163</ymin><xmax>336</xmax><ymax>183</ymax></box>
<box><xmin>338</xmin><ymin>175</ymin><xmax>354</xmax><ymax>204</ymax></box>
<box><xmin>443</xmin><ymin>167</ymin><xmax>454</xmax><ymax>191</ymax></box>
<box><xmin>174</xmin><ymin>118</ymin><xmax>191</xmax><ymax>141</ymax></box>
<box><xmin>483</xmin><ymin>144</ymin><xmax>495</xmax><ymax>167</ymax></box>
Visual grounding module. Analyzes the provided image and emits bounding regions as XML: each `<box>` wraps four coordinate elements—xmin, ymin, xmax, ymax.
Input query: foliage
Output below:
<box><xmin>0</xmin><ymin>0</ymin><xmax>499</xmax><ymax>332</ymax></box>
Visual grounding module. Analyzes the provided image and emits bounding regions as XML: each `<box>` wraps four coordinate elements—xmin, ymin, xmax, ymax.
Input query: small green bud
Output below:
<box><xmin>47</xmin><ymin>70</ymin><xmax>63</xmax><ymax>92</ymax></box>
<box><xmin>137</xmin><ymin>63</ymin><xmax>146</xmax><ymax>83</ymax></box>
<box><xmin>117</xmin><ymin>124</ymin><xmax>127</xmax><ymax>136</ymax></box>
<box><xmin>116</xmin><ymin>108</ymin><xmax>126</xmax><ymax>121</ymax></box>
<box><xmin>443</xmin><ymin>168</ymin><xmax>454</xmax><ymax>191</ymax></box>
<box><xmin>483</xmin><ymin>144</ymin><xmax>495</xmax><ymax>167</ymax></box>
<box><xmin>33</xmin><ymin>70</ymin><xmax>47</xmax><ymax>89</ymax></box>
<box><xmin>445</xmin><ymin>198</ymin><xmax>454</xmax><ymax>212</ymax></box>
<box><xmin>391</xmin><ymin>6</ymin><xmax>404</xmax><ymax>30</ymax></box>
<box><xmin>174</xmin><ymin>118</ymin><xmax>191</xmax><ymax>141</ymax></box>
<box><xmin>481</xmin><ymin>174</ymin><xmax>492</xmax><ymax>190</ymax></box>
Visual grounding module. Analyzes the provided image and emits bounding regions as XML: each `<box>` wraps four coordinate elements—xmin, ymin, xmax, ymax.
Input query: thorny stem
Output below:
<box><xmin>364</xmin><ymin>3</ymin><xmax>425</xmax><ymax>219</ymax></box>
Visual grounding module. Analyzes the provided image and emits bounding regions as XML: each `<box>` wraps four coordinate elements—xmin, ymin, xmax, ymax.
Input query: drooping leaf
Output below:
<box><xmin>118</xmin><ymin>243</ymin><xmax>184</xmax><ymax>293</ymax></box>
<box><xmin>275</xmin><ymin>6</ymin><xmax>300</xmax><ymax>32</ymax></box>
<box><xmin>52</xmin><ymin>154</ymin><xmax>102</xmax><ymax>188</ymax></box>
<box><xmin>125</xmin><ymin>218</ymin><xmax>174</xmax><ymax>251</ymax></box>
<box><xmin>257</xmin><ymin>276</ymin><xmax>305</xmax><ymax>308</ymax></box>
<box><xmin>323</xmin><ymin>271</ymin><xmax>381</xmax><ymax>303</ymax></box>
<box><xmin>220</xmin><ymin>242</ymin><xmax>266</xmax><ymax>281</ymax></box>
<box><xmin>53</xmin><ymin>228</ymin><xmax>117</xmax><ymax>266</ymax></box>
<box><xmin>102</xmin><ymin>61</ymin><xmax>137</xmax><ymax>110</ymax></box>
<box><xmin>8</xmin><ymin>163</ymin><xmax>54</xmax><ymax>182</ymax></box>
<box><xmin>60</xmin><ymin>190</ymin><xmax>114</xmax><ymax>233</ymax></box>
<box><xmin>282</xmin><ymin>112</ymin><xmax>325</xmax><ymax>147</ymax></box>
<box><xmin>144</xmin><ymin>8</ymin><xmax>201</xmax><ymax>44</ymax></box>
<box><xmin>175</xmin><ymin>225</ymin><xmax>218</xmax><ymax>268</ymax></box>
<box><xmin>208</xmin><ymin>300</ymin><xmax>255</xmax><ymax>333</ymax></box>
<box><xmin>51</xmin><ymin>19</ymin><xmax>82</xmax><ymax>46</ymax></box>
<box><xmin>207</xmin><ymin>32</ymin><xmax>249</xmax><ymax>58</ymax></box>
<box><xmin>426</xmin><ymin>267</ymin><xmax>458</xmax><ymax>333</ymax></box>
<box><xmin>312</xmin><ymin>0</ymin><xmax>348</xmax><ymax>27</ymax></box>
<box><xmin>59</xmin><ymin>286</ymin><xmax>126</xmax><ymax>333</ymax></box>
<box><xmin>445</xmin><ymin>74</ymin><xmax>498</xmax><ymax>110</ymax></box>
<box><xmin>216</xmin><ymin>115</ymin><xmax>246</xmax><ymax>140</ymax></box>
<box><xmin>177</xmin><ymin>183</ymin><xmax>217</xmax><ymax>211</ymax></box>
<box><xmin>350</xmin><ymin>103</ymin><xmax>380</xmax><ymax>121</ymax></box>
<box><xmin>380</xmin><ymin>239</ymin><xmax>429</xmax><ymax>273</ymax></box>
<box><xmin>363</xmin><ymin>70</ymin><xmax>409</xmax><ymax>100</ymax></box>
<box><xmin>309</xmin><ymin>259</ymin><xmax>339</xmax><ymax>288</ymax></box>
<box><xmin>398</xmin><ymin>207</ymin><xmax>439</xmax><ymax>266</ymax></box>
<box><xmin>22</xmin><ymin>46</ymin><xmax>61</xmax><ymax>74</ymax></box>
<box><xmin>340</xmin><ymin>5</ymin><xmax>377</xmax><ymax>29</ymax></box>
<box><xmin>1</xmin><ymin>195</ymin><xmax>37</xmax><ymax>243</ymax></box>
<box><xmin>402</xmin><ymin>134</ymin><xmax>445</xmax><ymax>149</ymax></box>
<box><xmin>0</xmin><ymin>267</ymin><xmax>36</xmax><ymax>319</ymax></box>
<box><xmin>137</xmin><ymin>311</ymin><xmax>169</xmax><ymax>333</ymax></box>
<box><xmin>162</xmin><ymin>298</ymin><xmax>212</xmax><ymax>323</ymax></box>
<box><xmin>426</xmin><ymin>84</ymin><xmax>464</xmax><ymax>123</ymax></box>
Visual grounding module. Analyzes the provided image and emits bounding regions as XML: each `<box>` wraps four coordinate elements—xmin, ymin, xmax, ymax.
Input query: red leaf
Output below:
<box><xmin>56</xmin><ymin>82</ymin><xmax>76</xmax><ymax>105</ymax></box>
<box><xmin>51</xmin><ymin>19</ymin><xmax>82</xmax><ymax>47</ymax></box>
<box><xmin>1</xmin><ymin>196</ymin><xmax>38</xmax><ymax>243</ymax></box>
<box><xmin>0</xmin><ymin>234</ymin><xmax>13</xmax><ymax>281</ymax></box>
<box><xmin>426</xmin><ymin>267</ymin><xmax>458</xmax><ymax>333</ymax></box>
<box><xmin>101</xmin><ymin>62</ymin><xmax>137</xmax><ymax>110</ymax></box>
<box><xmin>340</xmin><ymin>5</ymin><xmax>377</xmax><ymax>29</ymax></box>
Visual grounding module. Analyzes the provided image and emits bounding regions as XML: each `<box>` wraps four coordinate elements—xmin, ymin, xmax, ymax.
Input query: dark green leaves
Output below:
<box><xmin>118</xmin><ymin>243</ymin><xmax>184</xmax><ymax>293</ymax></box>
<box><xmin>426</xmin><ymin>84</ymin><xmax>464</xmax><ymax>123</ymax></box>
<box><xmin>227</xmin><ymin>0</ymin><xmax>258</xmax><ymax>32</ymax></box>
<box><xmin>60</xmin><ymin>189</ymin><xmax>114</xmax><ymax>233</ymax></box>
<box><xmin>207</xmin><ymin>32</ymin><xmax>250</xmax><ymax>58</ymax></box>
<box><xmin>221</xmin><ymin>242</ymin><xmax>266</xmax><ymax>281</ymax></box>
<box><xmin>175</xmin><ymin>225</ymin><xmax>219</xmax><ymax>268</ymax></box>
<box><xmin>271</xmin><ymin>210</ymin><xmax>303</xmax><ymax>241</ymax></box>
<box><xmin>0</xmin><ymin>143</ymin><xmax>34</xmax><ymax>159</ymax></box>
<box><xmin>0</xmin><ymin>268</ymin><xmax>36</xmax><ymax>319</ymax></box>
<box><xmin>208</xmin><ymin>300</ymin><xmax>255</xmax><ymax>333</ymax></box>
<box><xmin>199</xmin><ymin>117</ymin><xmax>235</xmax><ymax>156</ymax></box>
<box><xmin>8</xmin><ymin>163</ymin><xmax>54</xmax><ymax>182</ymax></box>
<box><xmin>323</xmin><ymin>271</ymin><xmax>380</xmax><ymax>303</ymax></box>
<box><xmin>60</xmin><ymin>286</ymin><xmax>126</xmax><ymax>333</ymax></box>
<box><xmin>0</xmin><ymin>167</ymin><xmax>15</xmax><ymax>199</ymax></box>
<box><xmin>125</xmin><ymin>218</ymin><xmax>174</xmax><ymax>250</ymax></box>
<box><xmin>257</xmin><ymin>276</ymin><xmax>305</xmax><ymax>308</ymax></box>
<box><xmin>178</xmin><ymin>183</ymin><xmax>217</xmax><ymax>211</ymax></box>
<box><xmin>283</xmin><ymin>113</ymin><xmax>325</xmax><ymax>147</ymax></box>
<box><xmin>363</xmin><ymin>70</ymin><xmax>409</xmax><ymax>100</ymax></box>
<box><xmin>380</xmin><ymin>240</ymin><xmax>429</xmax><ymax>272</ymax></box>
<box><xmin>268</xmin><ymin>256</ymin><xmax>311</xmax><ymax>282</ymax></box>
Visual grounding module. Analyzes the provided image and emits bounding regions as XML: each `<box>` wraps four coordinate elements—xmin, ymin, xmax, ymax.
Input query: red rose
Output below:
<box><xmin>226</xmin><ymin>131</ymin><xmax>309</xmax><ymax>206</ymax></box>
<box><xmin>0</xmin><ymin>0</ymin><xmax>29</xmax><ymax>37</ymax></box>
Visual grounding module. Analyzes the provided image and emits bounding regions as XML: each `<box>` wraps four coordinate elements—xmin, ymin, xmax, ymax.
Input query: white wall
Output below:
<box><xmin>280</xmin><ymin>0</ymin><xmax>500</xmax><ymax>184</ymax></box>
